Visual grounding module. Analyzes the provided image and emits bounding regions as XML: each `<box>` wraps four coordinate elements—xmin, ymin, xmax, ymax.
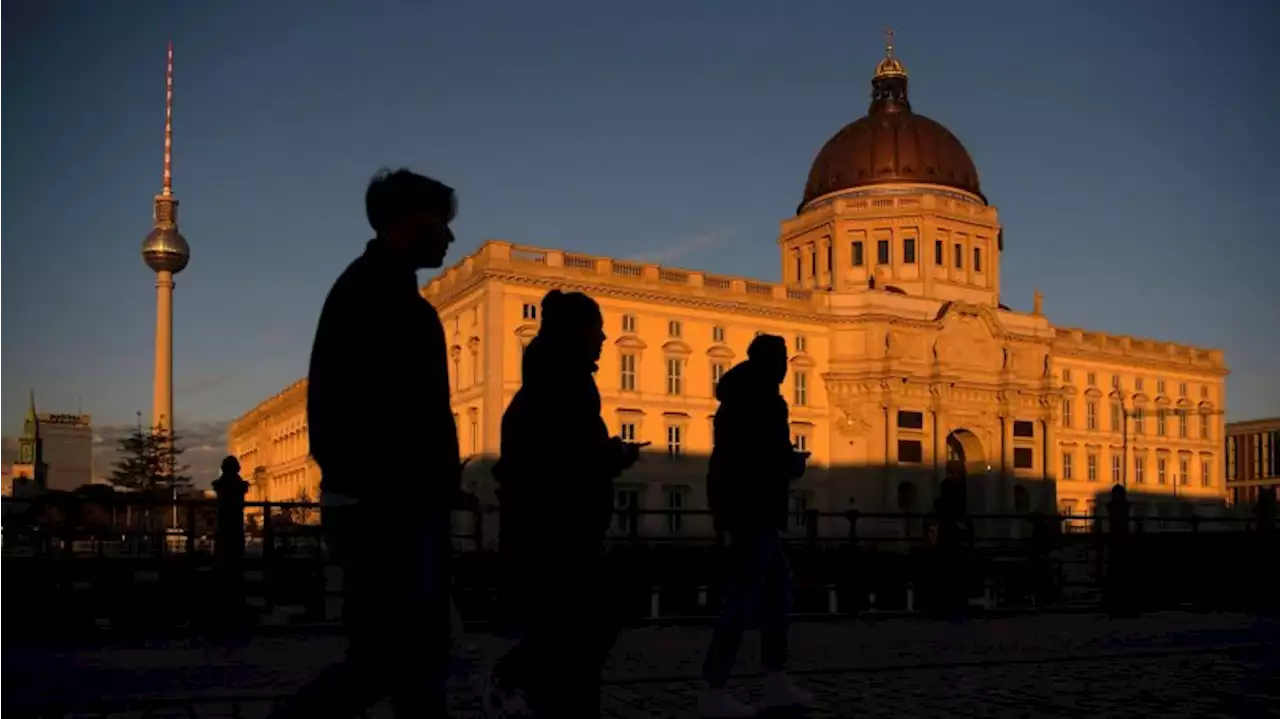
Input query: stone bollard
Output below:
<box><xmin>1104</xmin><ymin>484</ymin><xmax>1132</xmax><ymax>614</ymax></box>
<box><xmin>210</xmin><ymin>456</ymin><xmax>250</xmax><ymax>629</ymax></box>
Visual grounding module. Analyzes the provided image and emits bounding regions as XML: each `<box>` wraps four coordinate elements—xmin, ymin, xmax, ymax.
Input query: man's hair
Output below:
<box><xmin>747</xmin><ymin>333</ymin><xmax>787</xmax><ymax>362</ymax></box>
<box><xmin>365</xmin><ymin>168</ymin><xmax>456</xmax><ymax>235</ymax></box>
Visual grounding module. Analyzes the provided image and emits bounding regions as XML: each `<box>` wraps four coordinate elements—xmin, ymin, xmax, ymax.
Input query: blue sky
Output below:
<box><xmin>5</xmin><ymin>0</ymin><xmax>1279</xmax><ymax>447</ymax></box>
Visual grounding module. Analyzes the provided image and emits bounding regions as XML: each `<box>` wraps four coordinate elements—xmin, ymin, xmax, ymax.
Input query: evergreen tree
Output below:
<box><xmin>109</xmin><ymin>414</ymin><xmax>193</xmax><ymax>497</ymax></box>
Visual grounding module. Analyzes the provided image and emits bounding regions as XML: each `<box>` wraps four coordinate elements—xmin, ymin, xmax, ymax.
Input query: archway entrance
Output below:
<box><xmin>945</xmin><ymin>429</ymin><xmax>988</xmax><ymax>513</ymax></box>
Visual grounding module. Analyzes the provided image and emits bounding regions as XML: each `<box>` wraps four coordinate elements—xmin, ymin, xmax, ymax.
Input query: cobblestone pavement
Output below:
<box><xmin>7</xmin><ymin>612</ymin><xmax>1278</xmax><ymax>717</ymax></box>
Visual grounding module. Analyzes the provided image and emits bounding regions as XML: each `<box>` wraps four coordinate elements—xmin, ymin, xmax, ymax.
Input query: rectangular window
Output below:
<box><xmin>666</xmin><ymin>358</ymin><xmax>684</xmax><ymax>395</ymax></box>
<box><xmin>973</xmin><ymin>247</ymin><xmax>982</xmax><ymax>272</ymax></box>
<box><xmin>903</xmin><ymin>238</ymin><xmax>917</xmax><ymax>264</ymax></box>
<box><xmin>793</xmin><ymin>433</ymin><xmax>809</xmax><ymax>453</ymax></box>
<box><xmin>667</xmin><ymin>320</ymin><xmax>682</xmax><ymax>338</ymax></box>
<box><xmin>795</xmin><ymin>251</ymin><xmax>802</xmax><ymax>282</ymax></box>
<box><xmin>614</xmin><ymin>489</ymin><xmax>639</xmax><ymax>534</ymax></box>
<box><xmin>826</xmin><ymin>244</ymin><xmax>833</xmax><ymax>272</ymax></box>
<box><xmin>1087</xmin><ymin>455</ymin><xmax>1098</xmax><ymax>482</ymax></box>
<box><xmin>1201</xmin><ymin>460</ymin><xmax>1211</xmax><ymax>487</ymax></box>
<box><xmin>810</xmin><ymin>251</ymin><xmax>817</xmax><ymax>277</ymax></box>
<box><xmin>666</xmin><ymin>425</ymin><xmax>683</xmax><ymax>458</ymax></box>
<box><xmin>620</xmin><ymin>353</ymin><xmax>637</xmax><ymax>391</ymax></box>
<box><xmin>1087</xmin><ymin>401</ymin><xmax>1098</xmax><ymax>430</ymax></box>
<box><xmin>712</xmin><ymin>325</ymin><xmax>725</xmax><ymax>343</ymax></box>
<box><xmin>1088</xmin><ymin>372</ymin><xmax>1097</xmax><ymax>386</ymax></box>
<box><xmin>934</xmin><ymin>239</ymin><xmax>944</xmax><ymax>265</ymax></box>
<box><xmin>665</xmin><ymin>488</ymin><xmax>685</xmax><ymax>533</ymax></box>
<box><xmin>1013</xmin><ymin>420</ymin><xmax>1035</xmax><ymax>438</ymax></box>
<box><xmin>877</xmin><ymin>239</ymin><xmax>890</xmax><ymax>264</ymax></box>
<box><xmin>1135</xmin><ymin>457</ymin><xmax>1146</xmax><ymax>484</ymax></box>
<box><xmin>899</xmin><ymin>439</ymin><xmax>924</xmax><ymax>463</ymax></box>
<box><xmin>1200</xmin><ymin>414</ymin><xmax>1210</xmax><ymax>440</ymax></box>
<box><xmin>619</xmin><ymin>422</ymin><xmax>637</xmax><ymax>442</ymax></box>
<box><xmin>1111</xmin><ymin>402</ymin><xmax>1122</xmax><ymax>432</ymax></box>
<box><xmin>621</xmin><ymin>314</ymin><xmax>636</xmax><ymax>333</ymax></box>
<box><xmin>1112</xmin><ymin>374</ymin><xmax>1121</xmax><ymax>389</ymax></box>
<box><xmin>521</xmin><ymin>303</ymin><xmax>538</xmax><ymax>321</ymax></box>
<box><xmin>1063</xmin><ymin>368</ymin><xmax>1073</xmax><ymax>384</ymax></box>
<box><xmin>1228</xmin><ymin>436</ymin><xmax>1237</xmax><ymax>480</ymax></box>
<box><xmin>470</xmin><ymin>418</ymin><xmax>479</xmax><ymax>455</ymax></box>
<box><xmin>1179</xmin><ymin>382</ymin><xmax>1187</xmax><ymax>397</ymax></box>
<box><xmin>795</xmin><ymin>334</ymin><xmax>807</xmax><ymax>352</ymax></box>
<box><xmin>1135</xmin><ymin>377</ymin><xmax>1145</xmax><ymax>392</ymax></box>
<box><xmin>1157</xmin><ymin>458</ymin><xmax>1167</xmax><ymax>485</ymax></box>
<box><xmin>953</xmin><ymin>242</ymin><xmax>963</xmax><ymax>269</ymax></box>
<box><xmin>790</xmin><ymin>493</ymin><xmax>810</xmax><ymax>533</ymax></box>
<box><xmin>793</xmin><ymin>371</ymin><xmax>808</xmax><ymax>406</ymax></box>
<box><xmin>1014</xmin><ymin>447</ymin><xmax>1034</xmax><ymax>469</ymax></box>
<box><xmin>1157</xmin><ymin>379</ymin><xmax>1166</xmax><ymax>395</ymax></box>
<box><xmin>1062</xmin><ymin>400</ymin><xmax>1073</xmax><ymax>429</ymax></box>
<box><xmin>1062</xmin><ymin>453</ymin><xmax>1074</xmax><ymax>480</ymax></box>
<box><xmin>1179</xmin><ymin>411</ymin><xmax>1188</xmax><ymax>438</ymax></box>
<box><xmin>852</xmin><ymin>241</ymin><xmax>864</xmax><ymax>267</ymax></box>
<box><xmin>1179</xmin><ymin>458</ymin><xmax>1190</xmax><ymax>486</ymax></box>
<box><xmin>1156</xmin><ymin>409</ymin><xmax>1166</xmax><ymax>437</ymax></box>
<box><xmin>897</xmin><ymin>410</ymin><xmax>925</xmax><ymax>430</ymax></box>
<box><xmin>1134</xmin><ymin>408</ymin><xmax>1144</xmax><ymax>435</ymax></box>
<box><xmin>1111</xmin><ymin>455</ymin><xmax>1121</xmax><ymax>483</ymax></box>
<box><xmin>711</xmin><ymin>362</ymin><xmax>727</xmax><ymax>392</ymax></box>
<box><xmin>1201</xmin><ymin>386</ymin><xmax>1209</xmax><ymax>399</ymax></box>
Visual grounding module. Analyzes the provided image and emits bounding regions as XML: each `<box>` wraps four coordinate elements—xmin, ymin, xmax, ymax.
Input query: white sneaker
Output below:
<box><xmin>698</xmin><ymin>687</ymin><xmax>759</xmax><ymax>718</ymax></box>
<box><xmin>760</xmin><ymin>672</ymin><xmax>815</xmax><ymax>711</ymax></box>
<box><xmin>477</xmin><ymin>671</ymin><xmax>532</xmax><ymax>718</ymax></box>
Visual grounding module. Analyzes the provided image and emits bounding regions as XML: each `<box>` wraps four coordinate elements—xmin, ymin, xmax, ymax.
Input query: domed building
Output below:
<box><xmin>230</xmin><ymin>39</ymin><xmax>1229</xmax><ymax>541</ymax></box>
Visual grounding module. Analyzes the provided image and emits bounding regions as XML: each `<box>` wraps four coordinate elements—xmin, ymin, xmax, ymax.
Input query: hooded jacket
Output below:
<box><xmin>493</xmin><ymin>334</ymin><xmax>627</xmax><ymax>549</ymax></box>
<box><xmin>707</xmin><ymin>359</ymin><xmax>804</xmax><ymax>535</ymax></box>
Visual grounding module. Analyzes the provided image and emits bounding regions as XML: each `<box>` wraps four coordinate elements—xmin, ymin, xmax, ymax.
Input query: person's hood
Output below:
<box><xmin>521</xmin><ymin>334</ymin><xmax>598</xmax><ymax>388</ymax></box>
<box><xmin>715</xmin><ymin>359</ymin><xmax>775</xmax><ymax>403</ymax></box>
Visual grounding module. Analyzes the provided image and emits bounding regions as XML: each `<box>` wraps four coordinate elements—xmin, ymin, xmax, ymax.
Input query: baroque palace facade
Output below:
<box><xmin>229</xmin><ymin>42</ymin><xmax>1229</xmax><ymax>538</ymax></box>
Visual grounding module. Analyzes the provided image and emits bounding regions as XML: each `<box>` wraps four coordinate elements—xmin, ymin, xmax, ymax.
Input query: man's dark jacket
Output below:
<box><xmin>306</xmin><ymin>240</ymin><xmax>460</xmax><ymax>511</ymax></box>
<box><xmin>707</xmin><ymin>360</ymin><xmax>803</xmax><ymax>535</ymax></box>
<box><xmin>493</xmin><ymin>335</ymin><xmax>626</xmax><ymax>550</ymax></box>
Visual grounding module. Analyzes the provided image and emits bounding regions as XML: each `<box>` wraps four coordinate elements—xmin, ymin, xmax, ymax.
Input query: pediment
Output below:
<box><xmin>662</xmin><ymin>340</ymin><xmax>692</xmax><ymax>356</ymax></box>
<box><xmin>1084</xmin><ymin>387</ymin><xmax>1104</xmax><ymax>398</ymax></box>
<box><xmin>932</xmin><ymin>302</ymin><xmax>1005</xmax><ymax>371</ymax></box>
<box><xmin>615</xmin><ymin>334</ymin><xmax>647</xmax><ymax>351</ymax></box>
<box><xmin>1132</xmin><ymin>392</ymin><xmax>1150</xmax><ymax>405</ymax></box>
<box><xmin>789</xmin><ymin>354</ymin><xmax>816</xmax><ymax>369</ymax></box>
<box><xmin>514</xmin><ymin>324</ymin><xmax>539</xmax><ymax>340</ymax></box>
<box><xmin>1154</xmin><ymin>395</ymin><xmax>1171</xmax><ymax>406</ymax></box>
<box><xmin>707</xmin><ymin>344</ymin><xmax>736</xmax><ymax>360</ymax></box>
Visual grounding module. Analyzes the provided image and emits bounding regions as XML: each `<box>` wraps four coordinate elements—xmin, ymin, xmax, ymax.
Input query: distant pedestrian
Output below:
<box><xmin>483</xmin><ymin>289</ymin><xmax>646</xmax><ymax>718</ymax></box>
<box><xmin>268</xmin><ymin>169</ymin><xmax>461</xmax><ymax>719</ymax></box>
<box><xmin>700</xmin><ymin>334</ymin><xmax>814</xmax><ymax>718</ymax></box>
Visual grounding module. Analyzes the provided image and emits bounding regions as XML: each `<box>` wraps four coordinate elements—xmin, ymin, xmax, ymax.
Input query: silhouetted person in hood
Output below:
<box><xmin>270</xmin><ymin>169</ymin><xmax>460</xmax><ymax>719</ymax></box>
<box><xmin>699</xmin><ymin>334</ymin><xmax>814</xmax><ymax>718</ymax></box>
<box><xmin>482</xmin><ymin>289</ymin><xmax>645</xmax><ymax>719</ymax></box>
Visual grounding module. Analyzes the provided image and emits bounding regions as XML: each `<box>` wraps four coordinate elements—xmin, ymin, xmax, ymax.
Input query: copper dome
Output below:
<box><xmin>799</xmin><ymin>42</ymin><xmax>983</xmax><ymax>212</ymax></box>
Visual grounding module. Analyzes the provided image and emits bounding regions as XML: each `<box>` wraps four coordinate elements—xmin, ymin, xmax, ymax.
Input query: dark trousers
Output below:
<box><xmin>495</xmin><ymin>539</ymin><xmax>625</xmax><ymax>718</ymax></box>
<box><xmin>702</xmin><ymin>532</ymin><xmax>793</xmax><ymax>688</ymax></box>
<box><xmin>268</xmin><ymin>503</ymin><xmax>453</xmax><ymax>719</ymax></box>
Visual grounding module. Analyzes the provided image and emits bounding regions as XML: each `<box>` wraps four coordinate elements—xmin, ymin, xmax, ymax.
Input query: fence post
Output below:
<box><xmin>1104</xmin><ymin>484</ymin><xmax>1131</xmax><ymax>614</ymax></box>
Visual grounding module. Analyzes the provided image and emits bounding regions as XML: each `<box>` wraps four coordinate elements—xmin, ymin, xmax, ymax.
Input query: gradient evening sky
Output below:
<box><xmin>4</xmin><ymin>0</ymin><xmax>1279</xmax><ymax>441</ymax></box>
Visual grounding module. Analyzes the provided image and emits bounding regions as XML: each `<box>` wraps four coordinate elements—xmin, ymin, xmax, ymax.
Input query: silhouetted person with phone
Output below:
<box><xmin>700</xmin><ymin>334</ymin><xmax>814</xmax><ymax>718</ymax></box>
<box><xmin>483</xmin><ymin>289</ymin><xmax>645</xmax><ymax>719</ymax></box>
<box><xmin>269</xmin><ymin>169</ymin><xmax>461</xmax><ymax>719</ymax></box>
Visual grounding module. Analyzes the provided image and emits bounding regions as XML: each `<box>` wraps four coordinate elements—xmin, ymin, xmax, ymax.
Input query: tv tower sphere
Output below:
<box><xmin>142</xmin><ymin>226</ymin><xmax>190</xmax><ymax>274</ymax></box>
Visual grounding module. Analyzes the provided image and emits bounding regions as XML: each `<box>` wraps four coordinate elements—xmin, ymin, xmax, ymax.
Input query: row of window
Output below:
<box><xmin>848</xmin><ymin>238</ymin><xmax>983</xmax><ymax>273</ymax></box>
<box><xmin>1227</xmin><ymin>430</ymin><xmax>1280</xmax><ymax>481</ymax></box>
<box><xmin>618</xmin><ymin>354</ymin><xmax>810</xmax><ymax>405</ymax></box>
<box><xmin>1061</xmin><ymin>400</ymin><xmax>1212</xmax><ymax>440</ymax></box>
<box><xmin>1061</xmin><ymin>369</ymin><xmax>1210</xmax><ymax>401</ymax></box>
<box><xmin>1061</xmin><ymin>452</ymin><xmax>1213</xmax><ymax>487</ymax></box>
<box><xmin>613</xmin><ymin>487</ymin><xmax>814</xmax><ymax>535</ymax></box>
<box><xmin>522</xmin><ymin>303</ymin><xmax>810</xmax><ymax>352</ymax></box>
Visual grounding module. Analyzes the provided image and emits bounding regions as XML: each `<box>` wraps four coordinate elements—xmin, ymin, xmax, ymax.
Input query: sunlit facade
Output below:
<box><xmin>228</xmin><ymin>42</ymin><xmax>1229</xmax><ymax>536</ymax></box>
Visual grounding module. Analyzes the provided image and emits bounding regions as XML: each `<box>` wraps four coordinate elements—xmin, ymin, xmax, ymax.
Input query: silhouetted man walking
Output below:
<box><xmin>483</xmin><ymin>290</ymin><xmax>645</xmax><ymax>719</ymax></box>
<box><xmin>269</xmin><ymin>169</ymin><xmax>461</xmax><ymax>719</ymax></box>
<box><xmin>700</xmin><ymin>334</ymin><xmax>814</xmax><ymax>718</ymax></box>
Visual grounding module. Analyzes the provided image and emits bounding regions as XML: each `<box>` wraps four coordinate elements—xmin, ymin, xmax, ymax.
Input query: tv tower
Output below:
<box><xmin>140</xmin><ymin>42</ymin><xmax>190</xmax><ymax>437</ymax></box>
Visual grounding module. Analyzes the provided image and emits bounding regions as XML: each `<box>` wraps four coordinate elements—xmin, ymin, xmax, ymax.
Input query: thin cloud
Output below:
<box><xmin>629</xmin><ymin>228</ymin><xmax>735</xmax><ymax>266</ymax></box>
